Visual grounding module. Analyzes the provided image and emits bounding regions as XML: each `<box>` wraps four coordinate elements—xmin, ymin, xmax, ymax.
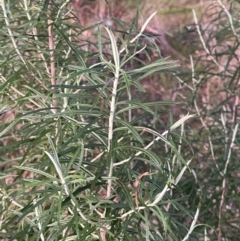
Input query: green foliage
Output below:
<box><xmin>1</xmin><ymin>0</ymin><xmax>240</xmax><ymax>241</ymax></box>
<box><xmin>0</xmin><ymin>1</ymin><xmax>198</xmax><ymax>241</ymax></box>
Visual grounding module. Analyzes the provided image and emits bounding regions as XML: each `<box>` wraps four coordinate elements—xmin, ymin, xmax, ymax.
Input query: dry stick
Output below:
<box><xmin>193</xmin><ymin>7</ymin><xmax>239</xmax><ymax>239</ymax></box>
<box><xmin>232</xmin><ymin>95</ymin><xmax>239</xmax><ymax>123</ymax></box>
<box><xmin>48</xmin><ymin>19</ymin><xmax>56</xmax><ymax>88</ymax></box>
<box><xmin>215</xmin><ymin>0</ymin><xmax>240</xmax><ymax>42</ymax></box>
<box><xmin>189</xmin><ymin>55</ymin><xmax>223</xmax><ymax>174</ymax></box>
<box><xmin>193</xmin><ymin>5</ymin><xmax>239</xmax><ymax>157</ymax></box>
<box><xmin>213</xmin><ymin>0</ymin><xmax>240</xmax><ymax>123</ymax></box>
<box><xmin>192</xmin><ymin>10</ymin><xmax>230</xmax><ymax>175</ymax></box>
<box><xmin>193</xmin><ymin>8</ymin><xmax>235</xmax><ymax>77</ymax></box>
<box><xmin>217</xmin><ymin>124</ymin><xmax>238</xmax><ymax>241</ymax></box>
<box><xmin>192</xmin><ymin>9</ymin><xmax>225</xmax><ymax>73</ymax></box>
<box><xmin>217</xmin><ymin>109</ymin><xmax>228</xmax><ymax>241</ymax></box>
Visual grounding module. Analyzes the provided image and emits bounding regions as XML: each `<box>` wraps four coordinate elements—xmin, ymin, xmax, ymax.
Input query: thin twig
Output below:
<box><xmin>48</xmin><ymin>19</ymin><xmax>56</xmax><ymax>88</ymax></box>
<box><xmin>215</xmin><ymin>0</ymin><xmax>240</xmax><ymax>42</ymax></box>
<box><xmin>192</xmin><ymin>9</ymin><xmax>224</xmax><ymax>72</ymax></box>
<box><xmin>217</xmin><ymin>123</ymin><xmax>239</xmax><ymax>241</ymax></box>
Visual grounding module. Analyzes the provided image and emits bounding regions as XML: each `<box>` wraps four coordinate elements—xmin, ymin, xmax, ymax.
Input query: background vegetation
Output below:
<box><xmin>0</xmin><ymin>0</ymin><xmax>239</xmax><ymax>240</ymax></box>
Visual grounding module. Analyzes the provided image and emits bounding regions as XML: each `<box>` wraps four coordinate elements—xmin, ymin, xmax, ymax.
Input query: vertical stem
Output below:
<box><xmin>106</xmin><ymin>61</ymin><xmax>120</xmax><ymax>199</ymax></box>
<box><xmin>217</xmin><ymin>123</ymin><xmax>238</xmax><ymax>241</ymax></box>
<box><xmin>48</xmin><ymin>19</ymin><xmax>58</xmax><ymax>113</ymax></box>
<box><xmin>104</xmin><ymin>27</ymin><xmax>120</xmax><ymax>200</ymax></box>
<box><xmin>48</xmin><ymin>19</ymin><xmax>56</xmax><ymax>88</ymax></box>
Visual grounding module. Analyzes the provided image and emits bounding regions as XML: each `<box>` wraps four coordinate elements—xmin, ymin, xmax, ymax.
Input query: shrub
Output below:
<box><xmin>0</xmin><ymin>1</ymin><xmax>199</xmax><ymax>241</ymax></box>
<box><xmin>173</xmin><ymin>1</ymin><xmax>240</xmax><ymax>240</ymax></box>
